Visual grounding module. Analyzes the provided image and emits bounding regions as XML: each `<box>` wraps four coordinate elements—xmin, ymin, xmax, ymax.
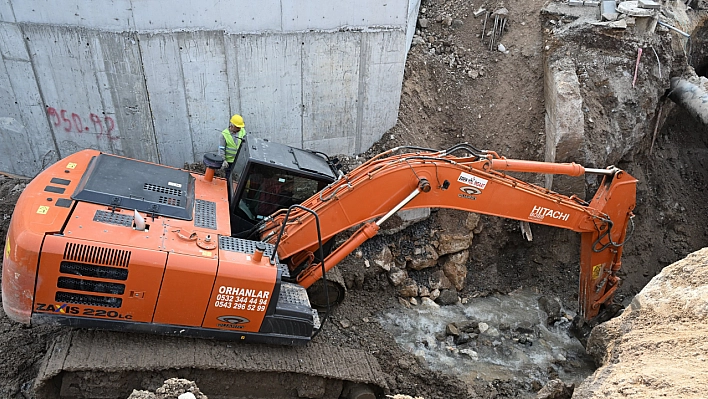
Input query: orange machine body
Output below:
<box><xmin>2</xmin><ymin>150</ymin><xmax>315</xmax><ymax>344</ymax></box>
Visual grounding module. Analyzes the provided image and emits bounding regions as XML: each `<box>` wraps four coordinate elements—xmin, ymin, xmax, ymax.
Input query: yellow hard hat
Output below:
<box><xmin>230</xmin><ymin>114</ymin><xmax>245</xmax><ymax>128</ymax></box>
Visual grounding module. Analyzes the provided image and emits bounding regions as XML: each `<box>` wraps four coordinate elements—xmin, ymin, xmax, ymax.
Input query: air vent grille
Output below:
<box><xmin>93</xmin><ymin>210</ymin><xmax>134</xmax><ymax>227</ymax></box>
<box><xmin>56</xmin><ymin>291</ymin><xmax>122</xmax><ymax>308</ymax></box>
<box><xmin>144</xmin><ymin>183</ymin><xmax>182</xmax><ymax>197</ymax></box>
<box><xmin>63</xmin><ymin>243</ymin><xmax>131</xmax><ymax>267</ymax></box>
<box><xmin>279</xmin><ymin>283</ymin><xmax>311</xmax><ymax>307</ymax></box>
<box><xmin>219</xmin><ymin>237</ymin><xmax>277</xmax><ymax>260</ymax></box>
<box><xmin>194</xmin><ymin>199</ymin><xmax>217</xmax><ymax>229</ymax></box>
<box><xmin>159</xmin><ymin>196</ymin><xmax>181</xmax><ymax>206</ymax></box>
<box><xmin>60</xmin><ymin>262</ymin><xmax>129</xmax><ymax>281</ymax></box>
<box><xmin>57</xmin><ymin>277</ymin><xmax>125</xmax><ymax>295</ymax></box>
<box><xmin>278</xmin><ymin>263</ymin><xmax>290</xmax><ymax>278</ymax></box>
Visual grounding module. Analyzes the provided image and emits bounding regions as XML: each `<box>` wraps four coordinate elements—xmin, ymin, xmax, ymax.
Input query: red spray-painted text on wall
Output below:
<box><xmin>47</xmin><ymin>107</ymin><xmax>118</xmax><ymax>141</ymax></box>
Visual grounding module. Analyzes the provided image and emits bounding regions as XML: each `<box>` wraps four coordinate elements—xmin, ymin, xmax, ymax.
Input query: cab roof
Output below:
<box><xmin>244</xmin><ymin>137</ymin><xmax>336</xmax><ymax>180</ymax></box>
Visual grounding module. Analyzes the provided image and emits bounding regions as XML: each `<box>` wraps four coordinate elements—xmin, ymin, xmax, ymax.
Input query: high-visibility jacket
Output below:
<box><xmin>221</xmin><ymin>128</ymin><xmax>246</xmax><ymax>163</ymax></box>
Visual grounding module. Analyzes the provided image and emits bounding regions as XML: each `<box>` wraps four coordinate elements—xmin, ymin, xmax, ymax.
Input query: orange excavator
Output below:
<box><xmin>1</xmin><ymin>138</ymin><xmax>635</xmax><ymax>398</ymax></box>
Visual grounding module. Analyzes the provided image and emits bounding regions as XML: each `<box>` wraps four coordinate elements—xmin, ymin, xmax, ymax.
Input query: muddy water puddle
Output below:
<box><xmin>379</xmin><ymin>289</ymin><xmax>594</xmax><ymax>389</ymax></box>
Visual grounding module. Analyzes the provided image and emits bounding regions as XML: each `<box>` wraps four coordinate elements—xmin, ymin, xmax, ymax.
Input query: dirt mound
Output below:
<box><xmin>574</xmin><ymin>248</ymin><xmax>708</xmax><ymax>399</ymax></box>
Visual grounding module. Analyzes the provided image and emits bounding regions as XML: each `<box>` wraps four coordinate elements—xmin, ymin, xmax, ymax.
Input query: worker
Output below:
<box><xmin>219</xmin><ymin>114</ymin><xmax>247</xmax><ymax>176</ymax></box>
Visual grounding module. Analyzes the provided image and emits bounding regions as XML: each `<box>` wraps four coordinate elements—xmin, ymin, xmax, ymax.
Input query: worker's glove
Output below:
<box><xmin>222</xmin><ymin>160</ymin><xmax>229</xmax><ymax>169</ymax></box>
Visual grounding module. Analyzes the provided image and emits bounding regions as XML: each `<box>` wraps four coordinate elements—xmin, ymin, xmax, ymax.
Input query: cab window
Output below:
<box><xmin>237</xmin><ymin>163</ymin><xmax>323</xmax><ymax>224</ymax></box>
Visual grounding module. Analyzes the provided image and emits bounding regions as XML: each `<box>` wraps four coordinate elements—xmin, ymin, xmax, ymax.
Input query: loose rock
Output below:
<box><xmin>399</xmin><ymin>278</ymin><xmax>419</xmax><ymax>297</ymax></box>
<box><xmin>445</xmin><ymin>323</ymin><xmax>460</xmax><ymax>336</ymax></box>
<box><xmin>419</xmin><ymin>285</ymin><xmax>431</xmax><ymax>297</ymax></box>
<box><xmin>457</xmin><ymin>320</ymin><xmax>479</xmax><ymax>333</ymax></box>
<box><xmin>388</xmin><ymin>267</ymin><xmax>408</xmax><ymax>286</ymax></box>
<box><xmin>436</xmin><ymin>289</ymin><xmax>459</xmax><ymax>305</ymax></box>
<box><xmin>442</xmin><ymin>250</ymin><xmax>469</xmax><ymax>291</ymax></box>
<box><xmin>412</xmin><ymin>36</ymin><xmax>426</xmax><ymax>46</ymax></box>
<box><xmin>478</xmin><ymin>322</ymin><xmax>489</xmax><ymax>334</ymax></box>
<box><xmin>436</xmin><ymin>233</ymin><xmax>472</xmax><ymax>256</ymax></box>
<box><xmin>538</xmin><ymin>296</ymin><xmax>563</xmax><ymax>325</ymax></box>
<box><xmin>420</xmin><ymin>297</ymin><xmax>440</xmax><ymax>308</ymax></box>
<box><xmin>373</xmin><ymin>246</ymin><xmax>395</xmax><ymax>272</ymax></box>
<box><xmin>429</xmin><ymin>288</ymin><xmax>441</xmax><ymax>301</ymax></box>
<box><xmin>464</xmin><ymin>213</ymin><xmax>481</xmax><ymax>231</ymax></box>
<box><xmin>408</xmin><ymin>244</ymin><xmax>439</xmax><ymax>270</ymax></box>
<box><xmin>535</xmin><ymin>379</ymin><xmax>574</xmax><ymax>399</ymax></box>
<box><xmin>127</xmin><ymin>379</ymin><xmax>207</xmax><ymax>399</ymax></box>
<box><xmin>459</xmin><ymin>349</ymin><xmax>479</xmax><ymax>360</ymax></box>
<box><xmin>429</xmin><ymin>270</ymin><xmax>453</xmax><ymax>290</ymax></box>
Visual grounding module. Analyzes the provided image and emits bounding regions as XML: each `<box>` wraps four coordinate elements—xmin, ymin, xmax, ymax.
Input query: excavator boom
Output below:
<box><xmin>259</xmin><ymin>147</ymin><xmax>636</xmax><ymax>321</ymax></box>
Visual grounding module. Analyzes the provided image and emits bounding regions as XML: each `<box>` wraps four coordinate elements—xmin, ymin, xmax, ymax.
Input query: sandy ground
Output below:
<box><xmin>1</xmin><ymin>0</ymin><xmax>707</xmax><ymax>398</ymax></box>
<box><xmin>574</xmin><ymin>248</ymin><xmax>708</xmax><ymax>399</ymax></box>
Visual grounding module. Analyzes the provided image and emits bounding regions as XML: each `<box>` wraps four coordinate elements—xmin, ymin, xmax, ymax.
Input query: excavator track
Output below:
<box><xmin>34</xmin><ymin>330</ymin><xmax>387</xmax><ymax>399</ymax></box>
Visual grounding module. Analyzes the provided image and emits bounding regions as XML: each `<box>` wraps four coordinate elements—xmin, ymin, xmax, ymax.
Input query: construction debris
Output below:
<box><xmin>589</xmin><ymin>19</ymin><xmax>628</xmax><ymax>29</ymax></box>
<box><xmin>638</xmin><ymin>0</ymin><xmax>661</xmax><ymax>9</ymax></box>
<box><xmin>483</xmin><ymin>8</ymin><xmax>509</xmax><ymax>51</ymax></box>
<box><xmin>599</xmin><ymin>1</ymin><xmax>619</xmax><ymax>21</ymax></box>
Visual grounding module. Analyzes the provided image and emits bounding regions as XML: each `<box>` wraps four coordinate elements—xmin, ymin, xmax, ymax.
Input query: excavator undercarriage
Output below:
<box><xmin>36</xmin><ymin>330</ymin><xmax>385</xmax><ymax>399</ymax></box>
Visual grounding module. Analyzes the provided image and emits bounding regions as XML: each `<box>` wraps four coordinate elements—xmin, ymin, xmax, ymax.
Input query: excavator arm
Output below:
<box><xmin>259</xmin><ymin>146</ymin><xmax>636</xmax><ymax>321</ymax></box>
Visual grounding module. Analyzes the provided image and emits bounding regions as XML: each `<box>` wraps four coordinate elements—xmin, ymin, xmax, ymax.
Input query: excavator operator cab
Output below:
<box><xmin>227</xmin><ymin>137</ymin><xmax>338</xmax><ymax>237</ymax></box>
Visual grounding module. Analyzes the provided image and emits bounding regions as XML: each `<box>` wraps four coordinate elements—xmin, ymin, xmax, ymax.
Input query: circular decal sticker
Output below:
<box><xmin>460</xmin><ymin>186</ymin><xmax>482</xmax><ymax>195</ymax></box>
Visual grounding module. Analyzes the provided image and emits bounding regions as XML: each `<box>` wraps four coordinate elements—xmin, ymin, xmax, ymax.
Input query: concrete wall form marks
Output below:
<box><xmin>0</xmin><ymin>0</ymin><xmax>415</xmax><ymax>175</ymax></box>
<box><xmin>10</xmin><ymin>0</ymin><xmax>412</xmax><ymax>34</ymax></box>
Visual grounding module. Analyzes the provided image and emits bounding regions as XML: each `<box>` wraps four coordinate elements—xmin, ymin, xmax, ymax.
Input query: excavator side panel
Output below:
<box><xmin>152</xmin><ymin>253</ymin><xmax>218</xmax><ymax>326</ymax></box>
<box><xmin>202</xmin><ymin>240</ymin><xmax>278</xmax><ymax>333</ymax></box>
<box><xmin>33</xmin><ymin>235</ymin><xmax>167</xmax><ymax>324</ymax></box>
<box><xmin>2</xmin><ymin>152</ymin><xmax>94</xmax><ymax>323</ymax></box>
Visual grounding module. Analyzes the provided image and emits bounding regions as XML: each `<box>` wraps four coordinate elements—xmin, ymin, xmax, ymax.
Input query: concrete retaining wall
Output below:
<box><xmin>0</xmin><ymin>0</ymin><xmax>419</xmax><ymax>175</ymax></box>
